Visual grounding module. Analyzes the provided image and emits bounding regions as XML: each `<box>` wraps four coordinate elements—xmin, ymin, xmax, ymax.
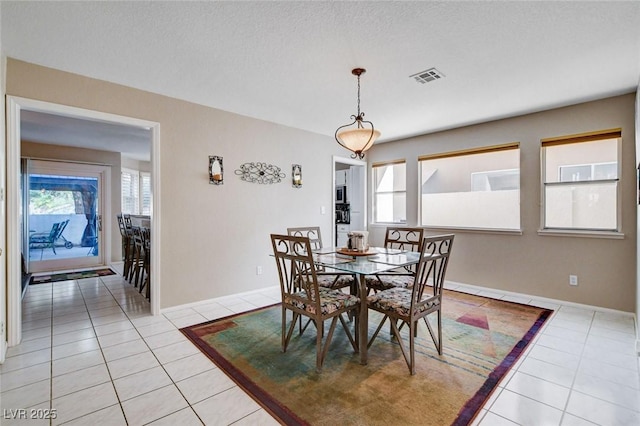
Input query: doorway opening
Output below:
<box><xmin>6</xmin><ymin>96</ymin><xmax>162</xmax><ymax>348</ymax></box>
<box><xmin>332</xmin><ymin>156</ymin><xmax>367</xmax><ymax>247</ymax></box>
<box><xmin>24</xmin><ymin>160</ymin><xmax>108</xmax><ymax>274</ymax></box>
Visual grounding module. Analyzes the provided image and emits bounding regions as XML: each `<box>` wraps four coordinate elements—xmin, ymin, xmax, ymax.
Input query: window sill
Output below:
<box><xmin>370</xmin><ymin>223</ymin><xmax>523</xmax><ymax>236</ymax></box>
<box><xmin>371</xmin><ymin>223</ymin><xmax>522</xmax><ymax>235</ymax></box>
<box><xmin>537</xmin><ymin>229</ymin><xmax>625</xmax><ymax>239</ymax></box>
<box><xmin>421</xmin><ymin>226</ymin><xmax>523</xmax><ymax>236</ymax></box>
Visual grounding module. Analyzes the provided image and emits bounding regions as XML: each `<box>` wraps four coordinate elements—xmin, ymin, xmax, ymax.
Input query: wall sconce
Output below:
<box><xmin>292</xmin><ymin>164</ymin><xmax>302</xmax><ymax>188</ymax></box>
<box><xmin>209</xmin><ymin>156</ymin><xmax>223</xmax><ymax>185</ymax></box>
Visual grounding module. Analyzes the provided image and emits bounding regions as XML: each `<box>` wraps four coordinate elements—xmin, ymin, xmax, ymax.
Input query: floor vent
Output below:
<box><xmin>410</xmin><ymin>68</ymin><xmax>445</xmax><ymax>84</ymax></box>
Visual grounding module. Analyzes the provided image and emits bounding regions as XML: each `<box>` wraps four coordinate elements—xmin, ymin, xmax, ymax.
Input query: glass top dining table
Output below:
<box><xmin>313</xmin><ymin>247</ymin><xmax>421</xmax><ymax>365</ymax></box>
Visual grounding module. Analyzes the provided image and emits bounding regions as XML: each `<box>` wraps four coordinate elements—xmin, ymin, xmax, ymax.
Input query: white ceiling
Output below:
<box><xmin>3</xmin><ymin>1</ymin><xmax>640</xmax><ymax>159</ymax></box>
<box><xmin>21</xmin><ymin>110</ymin><xmax>152</xmax><ymax>162</ymax></box>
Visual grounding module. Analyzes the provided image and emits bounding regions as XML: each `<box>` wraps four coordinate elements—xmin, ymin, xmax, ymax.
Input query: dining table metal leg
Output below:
<box><xmin>358</xmin><ymin>274</ymin><xmax>368</xmax><ymax>365</ymax></box>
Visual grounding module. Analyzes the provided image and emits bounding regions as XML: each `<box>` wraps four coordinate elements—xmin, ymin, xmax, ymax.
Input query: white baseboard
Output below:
<box><xmin>162</xmin><ymin>279</ymin><xmax>634</xmax><ymax>320</ymax></box>
<box><xmin>447</xmin><ymin>280</ymin><xmax>635</xmax><ymax>317</ymax></box>
<box><xmin>160</xmin><ymin>285</ymin><xmax>280</xmax><ymax>314</ymax></box>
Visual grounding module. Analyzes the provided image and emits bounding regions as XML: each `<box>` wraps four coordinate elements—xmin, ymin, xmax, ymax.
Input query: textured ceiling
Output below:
<box><xmin>3</xmin><ymin>1</ymin><xmax>640</xmax><ymax>159</ymax></box>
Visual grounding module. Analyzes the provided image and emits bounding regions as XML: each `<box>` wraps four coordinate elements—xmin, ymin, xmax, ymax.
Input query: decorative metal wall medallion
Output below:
<box><xmin>234</xmin><ymin>162</ymin><xmax>286</xmax><ymax>184</ymax></box>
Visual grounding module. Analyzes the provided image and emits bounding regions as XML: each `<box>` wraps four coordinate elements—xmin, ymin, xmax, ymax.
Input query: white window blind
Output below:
<box><xmin>419</xmin><ymin>143</ymin><xmax>521</xmax><ymax>230</ymax></box>
<box><xmin>141</xmin><ymin>172</ymin><xmax>151</xmax><ymax>215</ymax></box>
<box><xmin>541</xmin><ymin>129</ymin><xmax>621</xmax><ymax>231</ymax></box>
<box><xmin>121</xmin><ymin>168</ymin><xmax>140</xmax><ymax>215</ymax></box>
<box><xmin>372</xmin><ymin>160</ymin><xmax>406</xmax><ymax>224</ymax></box>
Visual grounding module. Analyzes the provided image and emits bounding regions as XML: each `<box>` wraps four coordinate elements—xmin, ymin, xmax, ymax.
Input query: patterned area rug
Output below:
<box><xmin>182</xmin><ymin>290</ymin><xmax>552</xmax><ymax>425</ymax></box>
<box><xmin>30</xmin><ymin>268</ymin><xmax>116</xmax><ymax>285</ymax></box>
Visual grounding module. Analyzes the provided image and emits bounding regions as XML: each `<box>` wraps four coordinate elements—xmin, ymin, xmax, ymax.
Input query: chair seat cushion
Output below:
<box><xmin>365</xmin><ymin>274</ymin><xmax>415</xmax><ymax>291</ymax></box>
<box><xmin>317</xmin><ymin>274</ymin><xmax>355</xmax><ymax>289</ymax></box>
<box><xmin>367</xmin><ymin>287</ymin><xmax>439</xmax><ymax>317</ymax></box>
<box><xmin>286</xmin><ymin>287</ymin><xmax>360</xmax><ymax>315</ymax></box>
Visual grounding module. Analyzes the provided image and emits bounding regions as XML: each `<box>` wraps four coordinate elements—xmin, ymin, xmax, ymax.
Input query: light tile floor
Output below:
<box><xmin>1</xmin><ymin>271</ymin><xmax>639</xmax><ymax>425</ymax></box>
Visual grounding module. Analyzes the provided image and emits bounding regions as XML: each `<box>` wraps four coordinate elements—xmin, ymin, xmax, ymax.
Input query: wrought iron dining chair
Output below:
<box><xmin>137</xmin><ymin>227</ymin><xmax>151</xmax><ymax>300</ymax></box>
<box><xmin>271</xmin><ymin>234</ymin><xmax>360</xmax><ymax>372</ymax></box>
<box><xmin>366</xmin><ymin>227</ymin><xmax>425</xmax><ymax>293</ymax></box>
<box><xmin>117</xmin><ymin>214</ymin><xmax>134</xmax><ymax>279</ymax></box>
<box><xmin>287</xmin><ymin>226</ymin><xmax>355</xmax><ymax>291</ymax></box>
<box><xmin>367</xmin><ymin>234</ymin><xmax>454</xmax><ymax>375</ymax></box>
<box><xmin>130</xmin><ymin>226</ymin><xmax>147</xmax><ymax>289</ymax></box>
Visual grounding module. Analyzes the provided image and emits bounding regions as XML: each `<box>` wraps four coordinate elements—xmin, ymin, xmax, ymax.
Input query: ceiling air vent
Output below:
<box><xmin>410</xmin><ymin>68</ymin><xmax>445</xmax><ymax>84</ymax></box>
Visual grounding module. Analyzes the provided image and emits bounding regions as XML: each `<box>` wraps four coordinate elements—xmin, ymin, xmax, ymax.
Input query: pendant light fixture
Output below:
<box><xmin>335</xmin><ymin>68</ymin><xmax>380</xmax><ymax>159</ymax></box>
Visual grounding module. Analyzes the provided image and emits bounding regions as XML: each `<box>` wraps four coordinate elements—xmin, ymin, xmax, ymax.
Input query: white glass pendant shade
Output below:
<box><xmin>334</xmin><ymin>68</ymin><xmax>380</xmax><ymax>159</ymax></box>
<box><xmin>336</xmin><ymin>128</ymin><xmax>381</xmax><ymax>152</ymax></box>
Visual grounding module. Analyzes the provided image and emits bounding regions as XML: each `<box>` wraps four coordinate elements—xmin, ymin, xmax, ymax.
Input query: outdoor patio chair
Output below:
<box><xmin>29</xmin><ymin>219</ymin><xmax>71</xmax><ymax>260</ymax></box>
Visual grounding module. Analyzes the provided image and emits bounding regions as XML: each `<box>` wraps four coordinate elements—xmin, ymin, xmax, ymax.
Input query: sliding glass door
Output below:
<box><xmin>24</xmin><ymin>160</ymin><xmax>108</xmax><ymax>273</ymax></box>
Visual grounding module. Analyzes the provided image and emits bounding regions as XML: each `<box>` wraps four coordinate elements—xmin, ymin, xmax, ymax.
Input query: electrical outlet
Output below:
<box><xmin>569</xmin><ymin>275</ymin><xmax>578</xmax><ymax>286</ymax></box>
<box><xmin>256</xmin><ymin>266</ymin><xmax>263</xmax><ymax>275</ymax></box>
<box><xmin>321</xmin><ymin>206</ymin><xmax>326</xmax><ymax>215</ymax></box>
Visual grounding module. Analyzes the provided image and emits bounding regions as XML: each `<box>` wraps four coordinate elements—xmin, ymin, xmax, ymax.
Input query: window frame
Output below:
<box><xmin>121</xmin><ymin>167</ymin><xmax>140</xmax><ymax>215</ymax></box>
<box><xmin>372</xmin><ymin>159</ymin><xmax>407</xmax><ymax>225</ymax></box>
<box><xmin>418</xmin><ymin>142</ymin><xmax>521</xmax><ymax>233</ymax></box>
<box><xmin>121</xmin><ymin>167</ymin><xmax>151</xmax><ymax>215</ymax></box>
<box><xmin>539</xmin><ymin>128</ymin><xmax>622</xmax><ymax>238</ymax></box>
<box><xmin>140</xmin><ymin>171</ymin><xmax>151</xmax><ymax>215</ymax></box>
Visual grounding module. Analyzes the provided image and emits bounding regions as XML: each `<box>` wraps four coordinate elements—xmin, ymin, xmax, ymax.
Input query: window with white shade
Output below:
<box><xmin>140</xmin><ymin>172</ymin><xmax>151</xmax><ymax>215</ymax></box>
<box><xmin>121</xmin><ymin>168</ymin><xmax>139</xmax><ymax>214</ymax></box>
<box><xmin>419</xmin><ymin>143</ymin><xmax>520</xmax><ymax>230</ymax></box>
<box><xmin>541</xmin><ymin>129</ymin><xmax>620</xmax><ymax>231</ymax></box>
<box><xmin>121</xmin><ymin>168</ymin><xmax>151</xmax><ymax>215</ymax></box>
<box><xmin>372</xmin><ymin>161</ymin><xmax>406</xmax><ymax>223</ymax></box>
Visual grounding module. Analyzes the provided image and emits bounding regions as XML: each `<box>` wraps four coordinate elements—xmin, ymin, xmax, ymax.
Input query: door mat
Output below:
<box><xmin>181</xmin><ymin>289</ymin><xmax>553</xmax><ymax>425</ymax></box>
<box><xmin>30</xmin><ymin>268</ymin><xmax>116</xmax><ymax>285</ymax></box>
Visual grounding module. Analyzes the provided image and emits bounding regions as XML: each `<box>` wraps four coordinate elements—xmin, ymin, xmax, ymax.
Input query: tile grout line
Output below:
<box><xmin>38</xmin><ymin>276</ymin><xmax>130</xmax><ymax>425</ymax></box>
<box><xmin>14</xmin><ymin>277</ymin><xmax>637</xmax><ymax>425</ymax></box>
<box><xmin>98</xmin><ymin>273</ymin><xmax>205</xmax><ymax>425</ymax></box>
<box><xmin>83</xmin><ymin>274</ymin><xmax>133</xmax><ymax>425</ymax></box>
<box><xmin>555</xmin><ymin>309</ymin><xmax>600</xmax><ymax>425</ymax></box>
<box><xmin>129</xmin><ymin>303</ymin><xmax>206</xmax><ymax>425</ymax></box>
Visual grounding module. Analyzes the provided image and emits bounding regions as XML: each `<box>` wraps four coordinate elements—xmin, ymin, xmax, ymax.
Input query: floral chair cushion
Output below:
<box><xmin>367</xmin><ymin>287</ymin><xmax>439</xmax><ymax>317</ymax></box>
<box><xmin>285</xmin><ymin>287</ymin><xmax>360</xmax><ymax>315</ymax></box>
<box><xmin>317</xmin><ymin>274</ymin><xmax>355</xmax><ymax>289</ymax></box>
<box><xmin>365</xmin><ymin>274</ymin><xmax>415</xmax><ymax>291</ymax></box>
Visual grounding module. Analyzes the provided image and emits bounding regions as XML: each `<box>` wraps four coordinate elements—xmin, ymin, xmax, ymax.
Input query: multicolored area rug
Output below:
<box><xmin>181</xmin><ymin>290</ymin><xmax>552</xmax><ymax>425</ymax></box>
<box><xmin>30</xmin><ymin>268</ymin><xmax>116</xmax><ymax>285</ymax></box>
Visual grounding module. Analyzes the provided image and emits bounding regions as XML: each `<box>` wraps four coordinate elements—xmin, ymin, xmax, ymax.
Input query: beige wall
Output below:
<box><xmin>7</xmin><ymin>59</ymin><xmax>342</xmax><ymax>309</ymax></box>
<box><xmin>7</xmin><ymin>59</ymin><xmax>638</xmax><ymax>313</ymax></box>
<box><xmin>368</xmin><ymin>94</ymin><xmax>637</xmax><ymax>312</ymax></box>
<box><xmin>21</xmin><ymin>141</ymin><xmax>122</xmax><ymax>261</ymax></box>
